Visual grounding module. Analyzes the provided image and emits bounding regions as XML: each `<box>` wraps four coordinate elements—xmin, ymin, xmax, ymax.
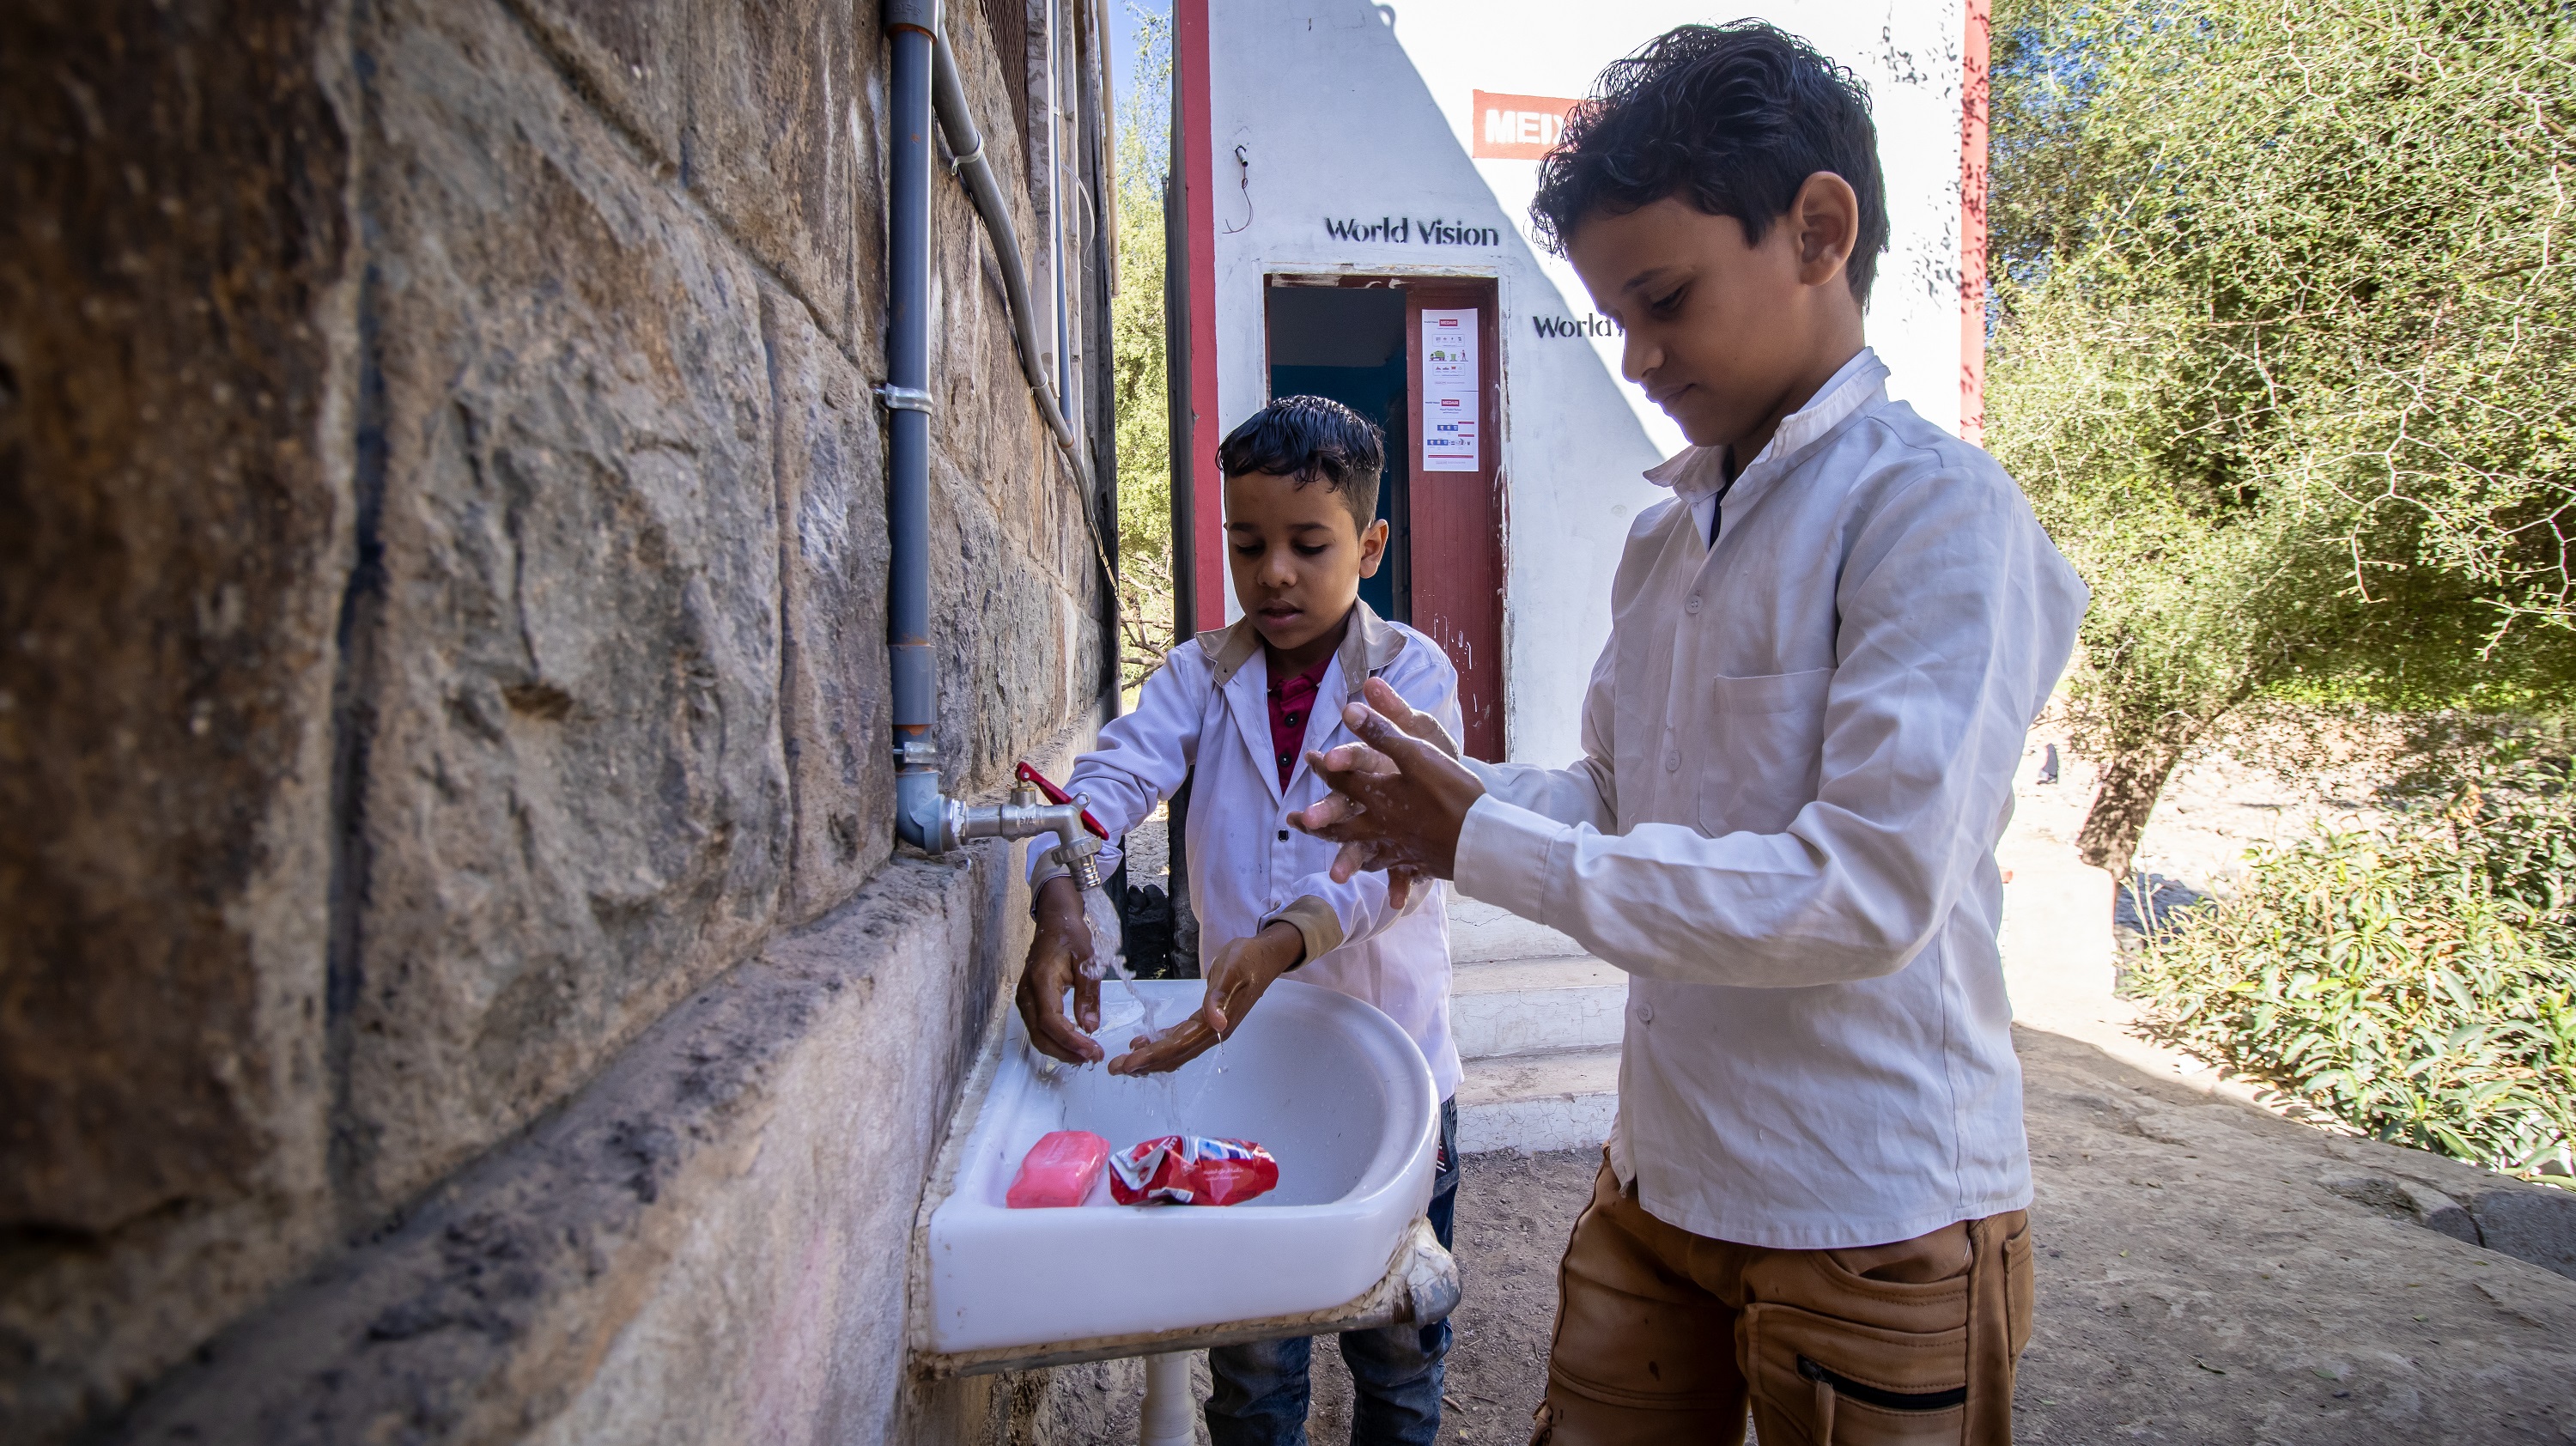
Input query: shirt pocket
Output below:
<box><xmin>1696</xmin><ymin>666</ymin><xmax>1833</xmax><ymax>837</ymax></box>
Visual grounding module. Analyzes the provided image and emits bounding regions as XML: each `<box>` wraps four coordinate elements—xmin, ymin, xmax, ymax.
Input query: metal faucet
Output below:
<box><xmin>919</xmin><ymin>778</ymin><xmax>1105</xmax><ymax>888</ymax></box>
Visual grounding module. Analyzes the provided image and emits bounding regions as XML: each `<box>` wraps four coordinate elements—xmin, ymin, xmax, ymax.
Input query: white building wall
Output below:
<box><xmin>1206</xmin><ymin>0</ymin><xmax>1966</xmax><ymax>768</ymax></box>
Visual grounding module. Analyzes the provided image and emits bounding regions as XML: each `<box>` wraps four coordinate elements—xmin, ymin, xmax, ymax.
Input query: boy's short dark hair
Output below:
<box><xmin>1217</xmin><ymin>395</ymin><xmax>1383</xmax><ymax>535</ymax></box>
<box><xmin>1531</xmin><ymin>21</ymin><xmax>1890</xmax><ymax>305</ymax></box>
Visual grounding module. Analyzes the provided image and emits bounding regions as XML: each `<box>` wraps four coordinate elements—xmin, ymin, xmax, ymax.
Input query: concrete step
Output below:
<box><xmin>1456</xmin><ymin>1047</ymin><xmax>1620</xmax><ymax>1156</ymax></box>
<box><xmin>1447</xmin><ymin>895</ymin><xmax>1584</xmax><ymax>966</ymax></box>
<box><xmin>1450</xmin><ymin>955</ymin><xmax>1626</xmax><ymax>1060</ymax></box>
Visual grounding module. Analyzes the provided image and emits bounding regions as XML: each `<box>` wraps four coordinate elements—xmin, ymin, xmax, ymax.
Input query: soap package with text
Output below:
<box><xmin>1108</xmin><ymin>1135</ymin><xmax>1279</xmax><ymax>1206</ymax></box>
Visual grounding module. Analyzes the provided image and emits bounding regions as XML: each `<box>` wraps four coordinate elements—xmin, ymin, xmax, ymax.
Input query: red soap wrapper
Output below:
<box><xmin>1005</xmin><ymin>1129</ymin><xmax>1110</xmax><ymax>1208</ymax></box>
<box><xmin>1108</xmin><ymin>1135</ymin><xmax>1279</xmax><ymax>1206</ymax></box>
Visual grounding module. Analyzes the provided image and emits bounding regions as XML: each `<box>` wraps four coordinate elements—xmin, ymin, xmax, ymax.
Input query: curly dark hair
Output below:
<box><xmin>1531</xmin><ymin>21</ymin><xmax>1889</xmax><ymax>304</ymax></box>
<box><xmin>1217</xmin><ymin>394</ymin><xmax>1383</xmax><ymax>533</ymax></box>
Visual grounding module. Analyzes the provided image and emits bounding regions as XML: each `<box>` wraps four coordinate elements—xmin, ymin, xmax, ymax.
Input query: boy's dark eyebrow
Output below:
<box><xmin>1620</xmin><ymin>265</ymin><xmax>1680</xmax><ymax>297</ymax></box>
<box><xmin>1225</xmin><ymin>519</ymin><xmax>1335</xmax><ymax>532</ymax></box>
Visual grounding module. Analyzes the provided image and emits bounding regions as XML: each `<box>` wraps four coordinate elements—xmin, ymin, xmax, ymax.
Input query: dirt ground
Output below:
<box><xmin>1212</xmin><ymin>1030</ymin><xmax>2576</xmax><ymax>1446</ymax></box>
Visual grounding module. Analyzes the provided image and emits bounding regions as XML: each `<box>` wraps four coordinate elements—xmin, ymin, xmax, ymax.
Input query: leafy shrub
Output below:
<box><xmin>2129</xmin><ymin>761</ymin><xmax>2576</xmax><ymax>1183</ymax></box>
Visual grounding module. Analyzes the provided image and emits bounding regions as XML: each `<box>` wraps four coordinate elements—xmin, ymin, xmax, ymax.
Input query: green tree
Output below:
<box><xmin>1112</xmin><ymin>4</ymin><xmax>1177</xmax><ymax>684</ymax></box>
<box><xmin>1986</xmin><ymin>0</ymin><xmax>2576</xmax><ymax>876</ymax></box>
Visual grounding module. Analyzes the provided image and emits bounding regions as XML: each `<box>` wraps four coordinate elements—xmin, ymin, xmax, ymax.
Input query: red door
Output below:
<box><xmin>1405</xmin><ymin>282</ymin><xmax>1506</xmax><ymax>761</ymax></box>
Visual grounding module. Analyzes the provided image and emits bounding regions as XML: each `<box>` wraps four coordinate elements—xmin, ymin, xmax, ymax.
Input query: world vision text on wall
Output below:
<box><xmin>1472</xmin><ymin>90</ymin><xmax>1581</xmax><ymax>161</ymax></box>
<box><xmin>1320</xmin><ymin>216</ymin><xmax>1503</xmax><ymax>246</ymax></box>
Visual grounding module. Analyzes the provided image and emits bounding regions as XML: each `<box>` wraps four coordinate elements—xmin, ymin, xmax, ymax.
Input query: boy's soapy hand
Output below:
<box><xmin>1361</xmin><ymin>676</ymin><xmax>1464</xmax><ymax>759</ymax></box>
<box><xmin>1292</xmin><ymin>677</ymin><xmax>1460</xmax><ymax>908</ymax></box>
<box><xmin>1105</xmin><ymin>921</ymin><xmax>1303</xmax><ymax>1077</ymax></box>
<box><xmin>1015</xmin><ymin>875</ymin><xmax>1104</xmax><ymax>1064</ymax></box>
<box><xmin>1289</xmin><ymin>693</ymin><xmax>1485</xmax><ymax>885</ymax></box>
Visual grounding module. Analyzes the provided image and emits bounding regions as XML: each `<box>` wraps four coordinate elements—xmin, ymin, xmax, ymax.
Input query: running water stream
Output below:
<box><xmin>1072</xmin><ymin>883</ymin><xmax>1228</xmax><ymax>1137</ymax></box>
<box><xmin>1078</xmin><ymin>883</ymin><xmax>1166</xmax><ymax>1039</ymax></box>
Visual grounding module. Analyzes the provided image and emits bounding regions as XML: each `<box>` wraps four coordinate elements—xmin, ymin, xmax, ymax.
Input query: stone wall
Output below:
<box><xmin>0</xmin><ymin>0</ymin><xmax>1115</xmax><ymax>1440</ymax></box>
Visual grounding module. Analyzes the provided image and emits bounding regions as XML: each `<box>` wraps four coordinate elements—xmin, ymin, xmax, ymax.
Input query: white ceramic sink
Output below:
<box><xmin>923</xmin><ymin>979</ymin><xmax>1440</xmax><ymax>1356</ymax></box>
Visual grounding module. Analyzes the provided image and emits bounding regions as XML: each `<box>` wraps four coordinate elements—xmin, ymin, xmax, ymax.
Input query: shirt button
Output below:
<box><xmin>1664</xmin><ymin>752</ymin><xmax>1680</xmax><ymax>772</ymax></box>
<box><xmin>1686</xmin><ymin>595</ymin><xmax>1703</xmax><ymax>614</ymax></box>
<box><xmin>1639</xmin><ymin>1005</ymin><xmax>1655</xmax><ymax>1024</ymax></box>
<box><xmin>1285</xmin><ymin>713</ymin><xmax>1299</xmax><ymax>726</ymax></box>
<box><xmin>1277</xmin><ymin>829</ymin><xmax>1289</xmax><ymax>841</ymax></box>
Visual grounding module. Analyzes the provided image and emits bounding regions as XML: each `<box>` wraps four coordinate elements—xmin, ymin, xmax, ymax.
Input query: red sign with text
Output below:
<box><xmin>1471</xmin><ymin>90</ymin><xmax>1581</xmax><ymax>160</ymax></box>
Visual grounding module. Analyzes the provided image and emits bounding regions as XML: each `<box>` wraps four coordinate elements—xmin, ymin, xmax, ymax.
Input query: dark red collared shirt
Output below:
<box><xmin>1266</xmin><ymin>650</ymin><xmax>1335</xmax><ymax>790</ymax></box>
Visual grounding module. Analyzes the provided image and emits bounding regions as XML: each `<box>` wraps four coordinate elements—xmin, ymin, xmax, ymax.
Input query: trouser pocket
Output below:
<box><xmin>1743</xmin><ymin>1304</ymin><xmax>1966</xmax><ymax>1446</ymax></box>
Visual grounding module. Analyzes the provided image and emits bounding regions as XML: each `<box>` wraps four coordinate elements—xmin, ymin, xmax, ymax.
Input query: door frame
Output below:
<box><xmin>1255</xmin><ymin>271</ymin><xmax>1509</xmax><ymax>761</ymax></box>
<box><xmin>1402</xmin><ymin>278</ymin><xmax>1507</xmax><ymax>762</ymax></box>
<box><xmin>1263</xmin><ymin>274</ymin><xmax>1413</xmax><ymax>623</ymax></box>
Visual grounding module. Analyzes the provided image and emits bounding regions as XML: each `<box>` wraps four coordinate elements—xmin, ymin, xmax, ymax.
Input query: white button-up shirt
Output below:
<box><xmin>1033</xmin><ymin>603</ymin><xmax>1465</xmax><ymax>1098</ymax></box>
<box><xmin>1457</xmin><ymin>349</ymin><xmax>2088</xmax><ymax>1249</ymax></box>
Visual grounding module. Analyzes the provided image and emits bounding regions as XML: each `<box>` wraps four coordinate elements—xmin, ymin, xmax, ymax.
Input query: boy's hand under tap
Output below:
<box><xmin>1290</xmin><ymin>677</ymin><xmax>1485</xmax><ymax>895</ymax></box>
<box><xmin>1105</xmin><ymin>922</ymin><xmax>1304</xmax><ymax>1076</ymax></box>
<box><xmin>1015</xmin><ymin>876</ymin><xmax>1106</xmax><ymax>1064</ymax></box>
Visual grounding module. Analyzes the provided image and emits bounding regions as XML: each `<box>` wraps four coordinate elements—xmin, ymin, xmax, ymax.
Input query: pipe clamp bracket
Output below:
<box><xmin>878</xmin><ymin>384</ymin><xmax>935</xmax><ymax>415</ymax></box>
<box><xmin>884</xmin><ymin>0</ymin><xmax>942</xmax><ymax>33</ymax></box>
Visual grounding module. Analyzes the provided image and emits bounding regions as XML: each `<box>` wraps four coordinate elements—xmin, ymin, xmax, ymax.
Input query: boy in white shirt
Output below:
<box><xmin>1293</xmin><ymin>22</ymin><xmax>2089</xmax><ymax>1446</ymax></box>
<box><xmin>1016</xmin><ymin>394</ymin><xmax>1465</xmax><ymax>1446</ymax></box>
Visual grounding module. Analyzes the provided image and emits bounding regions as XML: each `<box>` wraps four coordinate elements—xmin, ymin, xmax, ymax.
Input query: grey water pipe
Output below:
<box><xmin>886</xmin><ymin>0</ymin><xmax>941</xmax><ymax>851</ymax></box>
<box><xmin>885</xmin><ymin>0</ymin><xmax>1112</xmax><ymax>854</ymax></box>
<box><xmin>1047</xmin><ymin>0</ymin><xmax>1072</xmax><ymax>408</ymax></box>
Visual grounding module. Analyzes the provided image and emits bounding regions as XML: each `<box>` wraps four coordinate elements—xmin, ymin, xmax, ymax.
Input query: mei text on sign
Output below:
<box><xmin>1471</xmin><ymin>90</ymin><xmax>1581</xmax><ymax>161</ymax></box>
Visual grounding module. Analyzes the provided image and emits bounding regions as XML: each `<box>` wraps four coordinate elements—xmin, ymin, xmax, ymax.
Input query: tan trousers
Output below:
<box><xmin>1529</xmin><ymin>1157</ymin><xmax>2032</xmax><ymax>1446</ymax></box>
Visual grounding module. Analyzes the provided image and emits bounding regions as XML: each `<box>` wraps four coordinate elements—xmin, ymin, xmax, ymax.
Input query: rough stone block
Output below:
<box><xmin>919</xmin><ymin>165</ymin><xmax>1107</xmax><ymax>793</ymax></box>
<box><xmin>503</xmin><ymin>0</ymin><xmax>690</xmax><ymax>167</ymax></box>
<box><xmin>512</xmin><ymin>0</ymin><xmax>884</xmax><ymax>353</ymax></box>
<box><xmin>342</xmin><ymin>0</ymin><xmax>790</xmax><ymax>1214</ymax></box>
<box><xmin>760</xmin><ymin>287</ymin><xmax>894</xmax><ymax>925</ymax></box>
<box><xmin>104</xmin><ymin>824</ymin><xmax>1053</xmax><ymax>1445</ymax></box>
<box><xmin>0</xmin><ymin>0</ymin><xmax>353</xmax><ymax>1435</ymax></box>
<box><xmin>683</xmin><ymin>0</ymin><xmax>872</xmax><ymax>352</ymax></box>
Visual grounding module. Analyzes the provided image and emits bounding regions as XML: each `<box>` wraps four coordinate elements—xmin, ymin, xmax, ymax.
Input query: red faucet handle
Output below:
<box><xmin>1015</xmin><ymin>761</ymin><xmax>1109</xmax><ymax>840</ymax></box>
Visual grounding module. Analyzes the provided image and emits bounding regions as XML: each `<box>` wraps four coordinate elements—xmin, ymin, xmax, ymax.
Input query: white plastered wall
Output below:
<box><xmin>1206</xmin><ymin>0</ymin><xmax>1965</xmax><ymax>767</ymax></box>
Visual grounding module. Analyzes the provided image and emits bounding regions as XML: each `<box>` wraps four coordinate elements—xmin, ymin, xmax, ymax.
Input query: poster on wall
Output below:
<box><xmin>1420</xmin><ymin>310</ymin><xmax>1480</xmax><ymax>472</ymax></box>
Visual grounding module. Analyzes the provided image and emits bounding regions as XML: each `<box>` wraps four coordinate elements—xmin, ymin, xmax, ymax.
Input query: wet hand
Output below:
<box><xmin>1286</xmin><ymin>698</ymin><xmax>1485</xmax><ymax>884</ymax></box>
<box><xmin>1014</xmin><ymin>876</ymin><xmax>1103</xmax><ymax>1064</ymax></box>
<box><xmin>1290</xmin><ymin>677</ymin><xmax>1466</xmax><ymax>902</ymax></box>
<box><xmin>1107</xmin><ymin>923</ymin><xmax>1303</xmax><ymax>1076</ymax></box>
<box><xmin>1285</xmin><ymin>676</ymin><xmax>1463</xmax><ymax>831</ymax></box>
<box><xmin>1359</xmin><ymin>676</ymin><xmax>1464</xmax><ymax>758</ymax></box>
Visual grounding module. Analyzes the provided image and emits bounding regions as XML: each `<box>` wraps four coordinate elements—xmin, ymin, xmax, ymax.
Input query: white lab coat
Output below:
<box><xmin>1032</xmin><ymin>602</ymin><xmax>1465</xmax><ymax>1098</ymax></box>
<box><xmin>1457</xmin><ymin>349</ymin><xmax>2090</xmax><ymax>1248</ymax></box>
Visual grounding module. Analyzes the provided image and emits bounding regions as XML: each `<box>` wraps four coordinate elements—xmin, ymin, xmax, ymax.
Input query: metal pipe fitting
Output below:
<box><xmin>911</xmin><ymin>783</ymin><xmax>1107</xmax><ymax>884</ymax></box>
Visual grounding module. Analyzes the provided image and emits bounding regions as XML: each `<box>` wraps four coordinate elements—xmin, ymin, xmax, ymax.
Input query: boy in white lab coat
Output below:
<box><xmin>1015</xmin><ymin>394</ymin><xmax>1464</xmax><ymax>1446</ymax></box>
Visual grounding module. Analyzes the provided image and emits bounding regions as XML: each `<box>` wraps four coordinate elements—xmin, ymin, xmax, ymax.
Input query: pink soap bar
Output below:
<box><xmin>1006</xmin><ymin>1129</ymin><xmax>1110</xmax><ymax>1208</ymax></box>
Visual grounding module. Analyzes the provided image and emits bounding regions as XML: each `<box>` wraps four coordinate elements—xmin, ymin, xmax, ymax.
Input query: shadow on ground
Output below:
<box><xmin>2112</xmin><ymin>870</ymin><xmax>2209</xmax><ymax>941</ymax></box>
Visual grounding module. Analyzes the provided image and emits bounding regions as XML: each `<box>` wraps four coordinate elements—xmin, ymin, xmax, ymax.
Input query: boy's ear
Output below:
<box><xmin>1791</xmin><ymin>171</ymin><xmax>1859</xmax><ymax>289</ymax></box>
<box><xmin>1358</xmin><ymin>516</ymin><xmax>1389</xmax><ymax>579</ymax></box>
